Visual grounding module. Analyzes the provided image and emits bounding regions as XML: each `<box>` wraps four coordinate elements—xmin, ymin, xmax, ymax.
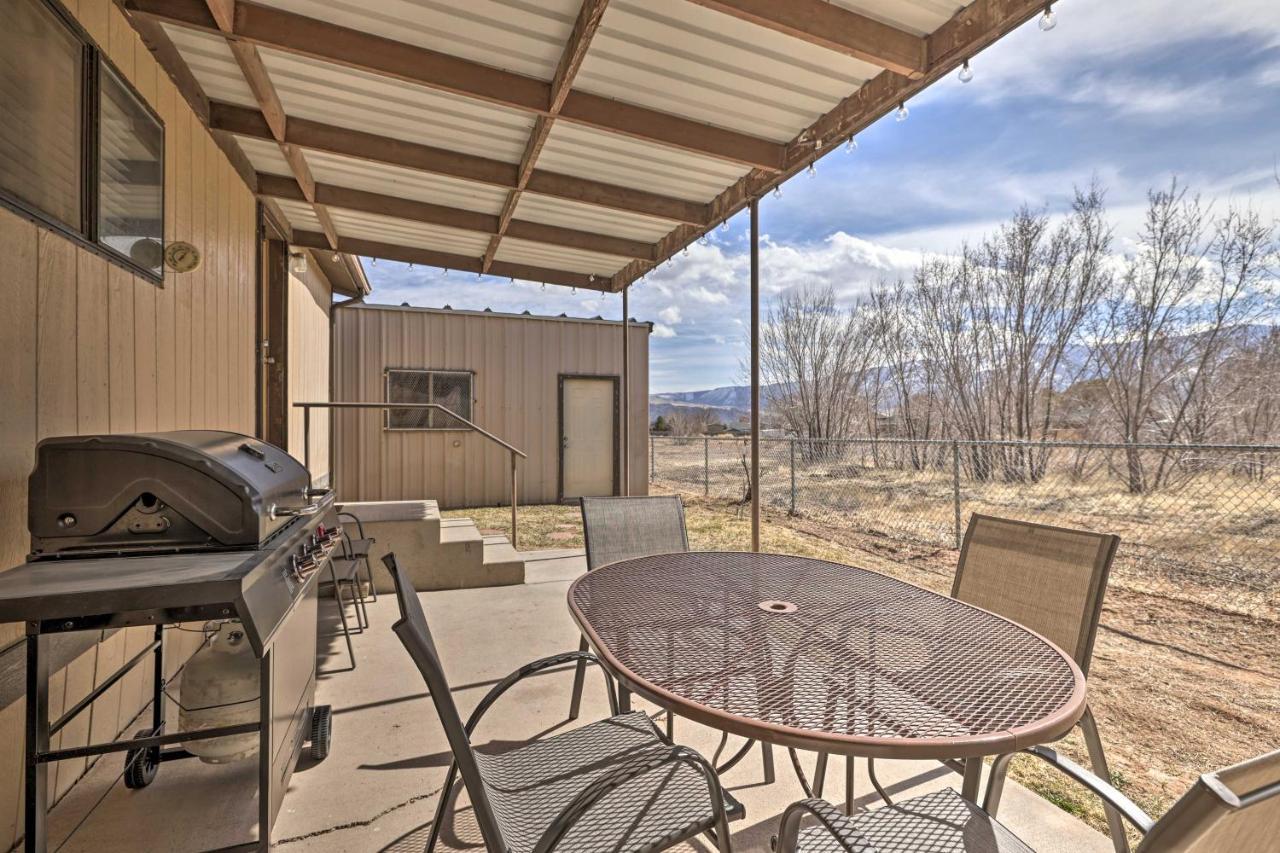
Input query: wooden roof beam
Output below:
<box><xmin>210</xmin><ymin>102</ymin><xmax>707</xmax><ymax>226</ymax></box>
<box><xmin>124</xmin><ymin>0</ymin><xmax>785</xmax><ymax>171</ymax></box>
<box><xmin>256</xmin><ymin>172</ymin><xmax>657</xmax><ymax>261</ymax></box>
<box><xmin>683</xmin><ymin>0</ymin><xmax>926</xmax><ymax>78</ymax></box>
<box><xmin>483</xmin><ymin>0</ymin><xmax>610</xmax><ymax>272</ymax></box>
<box><xmin>290</xmin><ymin>231</ymin><xmax>614</xmax><ymax>292</ymax></box>
<box><xmin>203</xmin><ymin>0</ymin><xmax>337</xmax><ymax>250</ymax></box>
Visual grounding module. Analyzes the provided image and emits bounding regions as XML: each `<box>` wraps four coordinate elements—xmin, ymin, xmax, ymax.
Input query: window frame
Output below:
<box><xmin>0</xmin><ymin>0</ymin><xmax>166</xmax><ymax>285</ymax></box>
<box><xmin>384</xmin><ymin>368</ymin><xmax>476</xmax><ymax>432</ymax></box>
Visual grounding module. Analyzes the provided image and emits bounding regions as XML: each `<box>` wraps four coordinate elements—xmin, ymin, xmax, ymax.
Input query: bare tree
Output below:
<box><xmin>757</xmin><ymin>286</ymin><xmax>878</xmax><ymax>455</ymax></box>
<box><xmin>1091</xmin><ymin>182</ymin><xmax>1276</xmax><ymax>492</ymax></box>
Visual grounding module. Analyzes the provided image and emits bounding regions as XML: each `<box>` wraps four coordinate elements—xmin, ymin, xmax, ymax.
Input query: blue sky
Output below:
<box><xmin>360</xmin><ymin>0</ymin><xmax>1280</xmax><ymax>393</ymax></box>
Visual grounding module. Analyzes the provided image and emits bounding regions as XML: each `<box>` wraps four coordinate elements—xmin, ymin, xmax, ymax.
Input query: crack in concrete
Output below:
<box><xmin>273</xmin><ymin>784</ymin><xmax>444</xmax><ymax>846</ymax></box>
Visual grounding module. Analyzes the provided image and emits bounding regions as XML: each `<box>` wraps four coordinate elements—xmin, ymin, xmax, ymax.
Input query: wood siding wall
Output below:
<box><xmin>286</xmin><ymin>263</ymin><xmax>332</xmax><ymax>485</ymax></box>
<box><xmin>0</xmin><ymin>0</ymin><xmax>257</xmax><ymax>844</ymax></box>
<box><xmin>334</xmin><ymin>305</ymin><xmax>650</xmax><ymax>507</ymax></box>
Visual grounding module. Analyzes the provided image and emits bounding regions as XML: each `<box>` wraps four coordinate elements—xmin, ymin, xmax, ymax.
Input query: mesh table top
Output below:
<box><xmin>569</xmin><ymin>552</ymin><xmax>1086</xmax><ymax>759</ymax></box>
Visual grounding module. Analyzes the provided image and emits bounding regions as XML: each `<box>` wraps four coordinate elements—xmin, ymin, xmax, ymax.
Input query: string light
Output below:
<box><xmin>773</xmin><ymin>186</ymin><xmax>782</xmax><ymax>199</ymax></box>
<box><xmin>331</xmin><ymin>252</ymin><xmax>339</xmax><ymax>262</ymax></box>
<box><xmin>441</xmin><ymin>267</ymin><xmax>448</xmax><ymax>277</ymax></box>
<box><xmin>895</xmin><ymin>101</ymin><xmax>909</xmax><ymax>122</ymax></box>
<box><xmin>682</xmin><ymin>246</ymin><xmax>689</xmax><ymax>256</ymax></box>
<box><xmin>720</xmin><ymin>220</ymin><xmax>729</xmax><ymax>232</ymax></box>
<box><xmin>699</xmin><ymin>234</ymin><xmax>710</xmax><ymax>246</ymax></box>
<box><xmin>958</xmin><ymin>59</ymin><xmax>973</xmax><ymax>84</ymax></box>
<box><xmin>845</xmin><ymin>135</ymin><xmax>858</xmax><ymax>154</ymax></box>
<box><xmin>588</xmin><ymin>274</ymin><xmax>596</xmax><ymax>283</ymax></box>
<box><xmin>371</xmin><ymin>257</ymin><xmax>377</xmax><ymax>266</ymax></box>
<box><xmin>1039</xmin><ymin>2</ymin><xmax>1056</xmax><ymax>31</ymax></box>
<box><xmin>807</xmin><ymin>163</ymin><xmax>816</xmax><ymax>178</ymax></box>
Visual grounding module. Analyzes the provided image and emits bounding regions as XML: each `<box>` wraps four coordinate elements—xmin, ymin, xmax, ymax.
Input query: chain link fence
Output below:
<box><xmin>650</xmin><ymin>435</ymin><xmax>1280</xmax><ymax>597</ymax></box>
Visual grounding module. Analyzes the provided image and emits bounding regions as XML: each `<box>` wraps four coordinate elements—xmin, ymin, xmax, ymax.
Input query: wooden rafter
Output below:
<box><xmin>204</xmin><ymin>1</ymin><xmax>337</xmax><ymax>250</ymax></box>
<box><xmin>482</xmin><ymin>0</ymin><xmax>609</xmax><ymax>273</ymax></box>
<box><xmin>123</xmin><ymin>0</ymin><xmax>786</xmax><ymax>171</ymax></box>
<box><xmin>209</xmin><ymin>102</ymin><xmax>707</xmax><ymax>226</ymax></box>
<box><xmin>612</xmin><ymin>0</ymin><xmax>1053</xmax><ymax>290</ymax></box>
<box><xmin>290</xmin><ymin>231</ymin><xmax>612</xmax><ymax>292</ymax></box>
<box><xmin>683</xmin><ymin>0</ymin><xmax>926</xmax><ymax>78</ymax></box>
<box><xmin>256</xmin><ymin>173</ymin><xmax>656</xmax><ymax>261</ymax></box>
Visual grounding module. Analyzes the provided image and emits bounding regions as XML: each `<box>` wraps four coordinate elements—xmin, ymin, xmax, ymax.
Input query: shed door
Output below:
<box><xmin>560</xmin><ymin>376</ymin><xmax>618</xmax><ymax>499</ymax></box>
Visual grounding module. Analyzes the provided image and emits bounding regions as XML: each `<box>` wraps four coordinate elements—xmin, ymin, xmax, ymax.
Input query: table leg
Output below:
<box><xmin>961</xmin><ymin>757</ymin><xmax>984</xmax><ymax>803</ymax></box>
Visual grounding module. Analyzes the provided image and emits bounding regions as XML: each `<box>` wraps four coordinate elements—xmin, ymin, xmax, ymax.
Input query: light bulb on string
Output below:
<box><xmin>441</xmin><ymin>267</ymin><xmax>448</xmax><ymax>277</ymax></box>
<box><xmin>699</xmin><ymin>234</ymin><xmax>710</xmax><ymax>246</ymax></box>
<box><xmin>682</xmin><ymin>246</ymin><xmax>689</xmax><ymax>256</ymax></box>
<box><xmin>845</xmin><ymin>136</ymin><xmax>858</xmax><ymax>154</ymax></box>
<box><xmin>958</xmin><ymin>60</ymin><xmax>973</xmax><ymax>84</ymax></box>
<box><xmin>720</xmin><ymin>220</ymin><xmax>729</xmax><ymax>232</ymax></box>
<box><xmin>371</xmin><ymin>257</ymin><xmax>377</xmax><ymax>266</ymax></box>
<box><xmin>772</xmin><ymin>186</ymin><xmax>782</xmax><ymax>199</ymax></box>
<box><xmin>807</xmin><ymin>163</ymin><xmax>816</xmax><ymax>178</ymax></box>
<box><xmin>896</xmin><ymin>102</ymin><xmax>909</xmax><ymax>122</ymax></box>
<box><xmin>1039</xmin><ymin>3</ymin><xmax>1056</xmax><ymax>30</ymax></box>
<box><xmin>331</xmin><ymin>252</ymin><xmax>339</xmax><ymax>262</ymax></box>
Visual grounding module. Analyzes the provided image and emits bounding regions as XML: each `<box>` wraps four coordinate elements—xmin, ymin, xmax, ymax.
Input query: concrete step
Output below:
<box><xmin>479</xmin><ymin>536</ymin><xmax>525</xmax><ymax>587</ymax></box>
<box><xmin>439</xmin><ymin>519</ymin><xmax>484</xmax><ymax>547</ymax></box>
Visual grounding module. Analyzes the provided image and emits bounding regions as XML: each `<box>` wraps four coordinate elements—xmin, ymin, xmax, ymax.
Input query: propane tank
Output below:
<box><xmin>179</xmin><ymin>621</ymin><xmax>260</xmax><ymax>764</ymax></box>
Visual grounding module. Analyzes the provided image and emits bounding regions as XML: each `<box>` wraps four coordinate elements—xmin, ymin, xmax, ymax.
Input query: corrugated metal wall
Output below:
<box><xmin>0</xmin><ymin>0</ymin><xmax>257</xmax><ymax>840</ymax></box>
<box><xmin>334</xmin><ymin>305</ymin><xmax>650</xmax><ymax>507</ymax></box>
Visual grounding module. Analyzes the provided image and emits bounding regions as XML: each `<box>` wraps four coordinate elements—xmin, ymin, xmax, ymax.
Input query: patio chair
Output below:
<box><xmin>772</xmin><ymin>745</ymin><xmax>1280</xmax><ymax>852</ymax></box>
<box><xmin>571</xmin><ymin>495</ymin><xmax>776</xmax><ymax>784</ymax></box>
<box><xmin>953</xmin><ymin>514</ymin><xmax>1126</xmax><ymax>851</ymax></box>
<box><xmin>380</xmin><ymin>552</ymin><xmax>743</xmax><ymax>853</ymax></box>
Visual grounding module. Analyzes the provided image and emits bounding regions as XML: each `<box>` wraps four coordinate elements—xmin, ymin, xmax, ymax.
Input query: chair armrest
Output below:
<box><xmin>773</xmin><ymin>798</ymin><xmax>875</xmax><ymax>853</ymax></box>
<box><xmin>465</xmin><ymin>651</ymin><xmax>617</xmax><ymax>734</ymax></box>
<box><xmin>1016</xmin><ymin>746</ymin><xmax>1155</xmax><ymax>834</ymax></box>
<box><xmin>532</xmin><ymin>745</ymin><xmax>732</xmax><ymax>853</ymax></box>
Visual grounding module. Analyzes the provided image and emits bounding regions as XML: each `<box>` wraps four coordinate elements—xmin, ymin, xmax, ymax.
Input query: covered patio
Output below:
<box><xmin>37</xmin><ymin>549</ymin><xmax>1111</xmax><ymax>852</ymax></box>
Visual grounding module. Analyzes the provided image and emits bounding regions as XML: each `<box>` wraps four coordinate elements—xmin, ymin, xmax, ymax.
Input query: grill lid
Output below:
<box><xmin>28</xmin><ymin>431</ymin><xmax>317</xmax><ymax>558</ymax></box>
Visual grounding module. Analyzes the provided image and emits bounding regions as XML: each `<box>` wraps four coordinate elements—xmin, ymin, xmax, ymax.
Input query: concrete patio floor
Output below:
<box><xmin>41</xmin><ymin>550</ymin><xmax>1110</xmax><ymax>852</ymax></box>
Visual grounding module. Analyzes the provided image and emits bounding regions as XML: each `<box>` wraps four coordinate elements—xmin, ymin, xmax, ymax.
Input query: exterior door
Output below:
<box><xmin>559</xmin><ymin>375</ymin><xmax>619</xmax><ymax>500</ymax></box>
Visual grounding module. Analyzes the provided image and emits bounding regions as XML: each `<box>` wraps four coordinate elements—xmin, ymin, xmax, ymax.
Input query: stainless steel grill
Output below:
<box><xmin>0</xmin><ymin>430</ymin><xmax>341</xmax><ymax>852</ymax></box>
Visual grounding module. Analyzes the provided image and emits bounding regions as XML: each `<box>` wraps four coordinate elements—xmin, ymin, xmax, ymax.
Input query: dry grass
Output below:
<box><xmin>448</xmin><ymin>498</ymin><xmax>1280</xmax><ymax>844</ymax></box>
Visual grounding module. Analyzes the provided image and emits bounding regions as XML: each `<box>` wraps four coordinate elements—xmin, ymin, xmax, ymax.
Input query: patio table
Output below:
<box><xmin>567</xmin><ymin>551</ymin><xmax>1087</xmax><ymax>804</ymax></box>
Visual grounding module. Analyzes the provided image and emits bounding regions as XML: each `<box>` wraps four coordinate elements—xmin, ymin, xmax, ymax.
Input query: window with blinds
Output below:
<box><xmin>0</xmin><ymin>0</ymin><xmax>84</xmax><ymax>231</ymax></box>
<box><xmin>98</xmin><ymin>63</ymin><xmax>164</xmax><ymax>278</ymax></box>
<box><xmin>0</xmin><ymin>0</ymin><xmax>165</xmax><ymax>282</ymax></box>
<box><xmin>385</xmin><ymin>369</ymin><xmax>475</xmax><ymax>430</ymax></box>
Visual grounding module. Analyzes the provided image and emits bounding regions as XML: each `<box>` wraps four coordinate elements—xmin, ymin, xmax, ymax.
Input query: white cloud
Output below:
<box><xmin>651</xmin><ymin>324</ymin><xmax>677</xmax><ymax>338</ymax></box>
<box><xmin>658</xmin><ymin>305</ymin><xmax>682</xmax><ymax>324</ymax></box>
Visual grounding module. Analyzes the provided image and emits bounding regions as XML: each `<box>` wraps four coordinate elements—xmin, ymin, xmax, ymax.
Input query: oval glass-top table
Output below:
<box><xmin>568</xmin><ymin>552</ymin><xmax>1087</xmax><ymax>803</ymax></box>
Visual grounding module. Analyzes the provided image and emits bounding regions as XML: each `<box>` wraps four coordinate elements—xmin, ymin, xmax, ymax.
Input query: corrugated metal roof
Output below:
<box><xmin>302</xmin><ymin>149</ymin><xmax>510</xmax><ymax>215</ymax></box>
<box><xmin>494</xmin><ymin>236</ymin><xmax>631</xmax><ymax>277</ymax></box>
<box><xmin>161</xmin><ymin>25</ymin><xmax>257</xmax><ymax>107</ymax></box>
<box><xmin>274</xmin><ymin>198</ymin><xmax>323</xmax><ymax>232</ymax></box>
<box><xmin>257</xmin><ymin>48</ymin><xmax>536</xmax><ymax>163</ymax></box>
<box><xmin>578</xmin><ymin>0</ymin><xmax>874</xmax><ymax>142</ymax></box>
<box><xmin>538</xmin><ymin>121</ymin><xmax>749</xmax><ymax>203</ymax></box>
<box><xmin>261</xmin><ymin>0</ymin><xmax>581</xmax><ymax>80</ymax></box>
<box><xmin>329</xmin><ymin>208</ymin><xmax>494</xmax><ymax>257</ymax></box>
<box><xmin>146</xmin><ymin>0</ymin><xmax>1016</xmax><ymax>291</ymax></box>
<box><xmin>513</xmin><ymin>194</ymin><xmax>676</xmax><ymax>243</ymax></box>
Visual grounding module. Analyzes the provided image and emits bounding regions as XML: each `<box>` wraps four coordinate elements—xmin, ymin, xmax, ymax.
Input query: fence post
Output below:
<box><xmin>789</xmin><ymin>439</ymin><xmax>796</xmax><ymax>515</ymax></box>
<box><xmin>704</xmin><ymin>436</ymin><xmax>710</xmax><ymax>495</ymax></box>
<box><xmin>952</xmin><ymin>440</ymin><xmax>962</xmax><ymax>549</ymax></box>
<box><xmin>650</xmin><ymin>434</ymin><xmax>656</xmax><ymax>482</ymax></box>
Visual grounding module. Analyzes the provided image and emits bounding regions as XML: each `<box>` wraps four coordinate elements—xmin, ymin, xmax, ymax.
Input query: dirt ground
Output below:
<box><xmin>449</xmin><ymin>497</ymin><xmax>1280</xmax><ymax>844</ymax></box>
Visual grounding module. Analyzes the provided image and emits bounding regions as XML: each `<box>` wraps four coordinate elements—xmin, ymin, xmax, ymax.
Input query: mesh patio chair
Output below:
<box><xmin>772</xmin><ymin>746</ymin><xmax>1280</xmax><ymax>853</ymax></box>
<box><xmin>795</xmin><ymin>513</ymin><xmax>1122</xmax><ymax>828</ymax></box>
<box><xmin>380</xmin><ymin>552</ymin><xmax>743</xmax><ymax>853</ymax></box>
<box><xmin>572</xmin><ymin>495</ymin><xmax>775</xmax><ymax>784</ymax></box>
<box><xmin>953</xmin><ymin>514</ymin><xmax>1126</xmax><ymax>851</ymax></box>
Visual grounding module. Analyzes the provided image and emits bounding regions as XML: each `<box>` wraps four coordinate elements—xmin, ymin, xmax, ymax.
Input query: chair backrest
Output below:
<box><xmin>580</xmin><ymin>495</ymin><xmax>689</xmax><ymax>571</ymax></box>
<box><xmin>380</xmin><ymin>553</ymin><xmax>508</xmax><ymax>852</ymax></box>
<box><xmin>1139</xmin><ymin>748</ymin><xmax>1280</xmax><ymax>852</ymax></box>
<box><xmin>953</xmin><ymin>514</ymin><xmax>1119</xmax><ymax>674</ymax></box>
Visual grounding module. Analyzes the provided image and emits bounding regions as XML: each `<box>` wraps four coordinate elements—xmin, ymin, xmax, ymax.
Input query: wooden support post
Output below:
<box><xmin>750</xmin><ymin>199</ymin><xmax>761</xmax><ymax>553</ymax></box>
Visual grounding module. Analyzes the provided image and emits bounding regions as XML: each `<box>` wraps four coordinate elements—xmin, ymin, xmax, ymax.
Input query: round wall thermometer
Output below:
<box><xmin>164</xmin><ymin>241</ymin><xmax>202</xmax><ymax>273</ymax></box>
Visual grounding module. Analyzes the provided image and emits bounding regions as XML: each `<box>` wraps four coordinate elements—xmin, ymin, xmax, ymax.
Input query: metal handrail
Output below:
<box><xmin>293</xmin><ymin>401</ymin><xmax>526</xmax><ymax>548</ymax></box>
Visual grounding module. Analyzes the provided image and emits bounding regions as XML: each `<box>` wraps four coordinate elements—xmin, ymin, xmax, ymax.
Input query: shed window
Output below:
<box><xmin>0</xmin><ymin>0</ymin><xmax>165</xmax><ymax>283</ymax></box>
<box><xmin>386</xmin><ymin>369</ymin><xmax>474</xmax><ymax>430</ymax></box>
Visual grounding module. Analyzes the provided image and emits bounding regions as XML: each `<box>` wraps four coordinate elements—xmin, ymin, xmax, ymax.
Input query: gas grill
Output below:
<box><xmin>0</xmin><ymin>431</ymin><xmax>342</xmax><ymax>852</ymax></box>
